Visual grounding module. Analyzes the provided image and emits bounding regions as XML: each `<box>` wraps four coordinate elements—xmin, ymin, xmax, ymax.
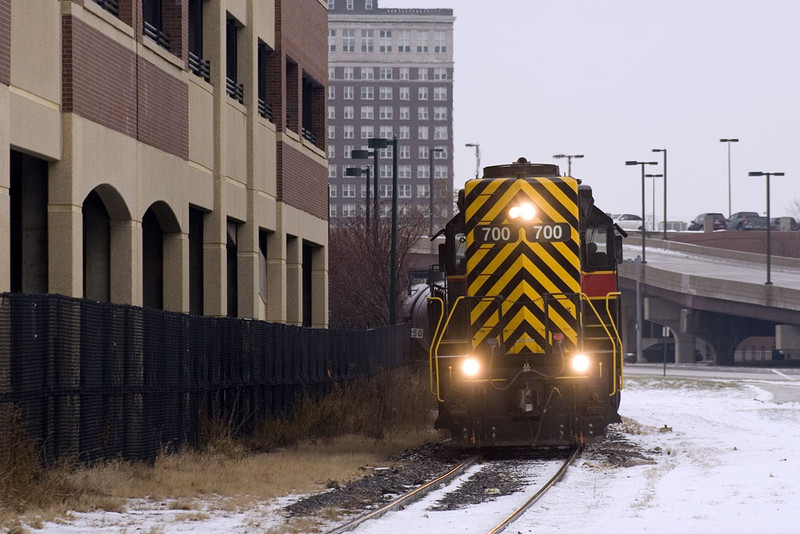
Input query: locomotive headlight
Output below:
<box><xmin>571</xmin><ymin>353</ymin><xmax>591</xmax><ymax>373</ymax></box>
<box><xmin>462</xmin><ymin>357</ymin><xmax>480</xmax><ymax>377</ymax></box>
<box><xmin>508</xmin><ymin>203</ymin><xmax>536</xmax><ymax>221</ymax></box>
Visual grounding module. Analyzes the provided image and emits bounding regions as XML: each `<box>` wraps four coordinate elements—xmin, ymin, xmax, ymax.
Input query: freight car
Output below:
<box><xmin>426</xmin><ymin>158</ymin><xmax>624</xmax><ymax>447</ymax></box>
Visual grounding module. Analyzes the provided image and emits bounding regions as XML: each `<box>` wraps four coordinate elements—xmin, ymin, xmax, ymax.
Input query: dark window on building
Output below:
<box><xmin>83</xmin><ymin>191</ymin><xmax>111</xmax><ymax>302</ymax></box>
<box><xmin>142</xmin><ymin>0</ymin><xmax>170</xmax><ymax>50</ymax></box>
<box><xmin>226</xmin><ymin>16</ymin><xmax>243</xmax><ymax>103</ymax></box>
<box><xmin>302</xmin><ymin>242</ymin><xmax>313</xmax><ymax>327</ymax></box>
<box><xmin>91</xmin><ymin>0</ymin><xmax>120</xmax><ymax>17</ymax></box>
<box><xmin>9</xmin><ymin>150</ymin><xmax>48</xmax><ymax>294</ymax></box>
<box><xmin>142</xmin><ymin>208</ymin><xmax>164</xmax><ymax>310</ymax></box>
<box><xmin>226</xmin><ymin>219</ymin><xmax>239</xmax><ymax>317</ymax></box>
<box><xmin>188</xmin><ymin>0</ymin><xmax>210</xmax><ymax>82</ymax></box>
<box><xmin>258</xmin><ymin>230</ymin><xmax>268</xmax><ymax>305</ymax></box>
<box><xmin>258</xmin><ymin>41</ymin><xmax>274</xmax><ymax>121</ymax></box>
<box><xmin>302</xmin><ymin>73</ymin><xmax>323</xmax><ymax>147</ymax></box>
<box><xmin>189</xmin><ymin>206</ymin><xmax>205</xmax><ymax>315</ymax></box>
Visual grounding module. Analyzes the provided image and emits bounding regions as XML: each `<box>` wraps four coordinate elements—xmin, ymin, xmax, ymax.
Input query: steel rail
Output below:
<box><xmin>487</xmin><ymin>446</ymin><xmax>581</xmax><ymax>534</ymax></box>
<box><xmin>325</xmin><ymin>456</ymin><xmax>479</xmax><ymax>534</ymax></box>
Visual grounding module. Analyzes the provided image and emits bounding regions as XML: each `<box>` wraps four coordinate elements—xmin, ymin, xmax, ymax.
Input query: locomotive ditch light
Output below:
<box><xmin>508</xmin><ymin>203</ymin><xmax>536</xmax><ymax>221</ymax></box>
<box><xmin>462</xmin><ymin>357</ymin><xmax>480</xmax><ymax>377</ymax></box>
<box><xmin>571</xmin><ymin>353</ymin><xmax>591</xmax><ymax>374</ymax></box>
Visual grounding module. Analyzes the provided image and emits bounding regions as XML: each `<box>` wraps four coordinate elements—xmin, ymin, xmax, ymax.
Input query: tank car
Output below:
<box><xmin>427</xmin><ymin>158</ymin><xmax>624</xmax><ymax>447</ymax></box>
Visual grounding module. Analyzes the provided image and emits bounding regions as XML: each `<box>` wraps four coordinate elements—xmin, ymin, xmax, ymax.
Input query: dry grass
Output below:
<box><xmin>0</xmin><ymin>366</ymin><xmax>440</xmax><ymax>530</ymax></box>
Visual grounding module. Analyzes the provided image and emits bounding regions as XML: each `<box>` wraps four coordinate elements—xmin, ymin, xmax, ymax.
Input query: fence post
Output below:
<box><xmin>55</xmin><ymin>297</ymin><xmax>81</xmax><ymax>459</ymax></box>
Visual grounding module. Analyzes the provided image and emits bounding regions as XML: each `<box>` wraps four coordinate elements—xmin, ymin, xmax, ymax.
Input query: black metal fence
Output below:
<box><xmin>0</xmin><ymin>293</ymin><xmax>409</xmax><ymax>464</ymax></box>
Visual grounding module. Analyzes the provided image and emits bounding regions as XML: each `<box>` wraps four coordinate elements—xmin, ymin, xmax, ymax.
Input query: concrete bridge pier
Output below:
<box><xmin>644</xmin><ymin>297</ymin><xmax>697</xmax><ymax>363</ymax></box>
<box><xmin>683</xmin><ymin>309</ymin><xmax>774</xmax><ymax>365</ymax></box>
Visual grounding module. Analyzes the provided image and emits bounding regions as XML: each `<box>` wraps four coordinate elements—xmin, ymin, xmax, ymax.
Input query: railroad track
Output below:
<box><xmin>325</xmin><ymin>447</ymin><xmax>581</xmax><ymax>534</ymax></box>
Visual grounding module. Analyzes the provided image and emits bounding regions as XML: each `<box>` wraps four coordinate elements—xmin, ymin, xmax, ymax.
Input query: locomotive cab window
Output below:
<box><xmin>584</xmin><ymin>226</ymin><xmax>612</xmax><ymax>270</ymax></box>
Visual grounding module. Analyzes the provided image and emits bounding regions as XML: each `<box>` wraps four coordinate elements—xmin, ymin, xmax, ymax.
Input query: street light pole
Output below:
<box><xmin>645</xmin><ymin>173</ymin><xmax>663</xmax><ymax>232</ymax></box>
<box><xmin>351</xmin><ymin>149</ymin><xmax>376</xmax><ymax>231</ymax></box>
<box><xmin>553</xmin><ymin>154</ymin><xmax>584</xmax><ymax>177</ymax></box>
<box><xmin>652</xmin><ymin>148</ymin><xmax>667</xmax><ymax>239</ymax></box>
<box><xmin>720</xmin><ymin>139</ymin><xmax>739</xmax><ymax>218</ymax></box>
<box><xmin>626</xmin><ymin>160</ymin><xmax>658</xmax><ymax>263</ymax></box>
<box><xmin>465</xmin><ymin>143</ymin><xmax>481</xmax><ymax>179</ymax></box>
<box><xmin>748</xmin><ymin>171</ymin><xmax>785</xmax><ymax>285</ymax></box>
<box><xmin>428</xmin><ymin>147</ymin><xmax>445</xmax><ymax>237</ymax></box>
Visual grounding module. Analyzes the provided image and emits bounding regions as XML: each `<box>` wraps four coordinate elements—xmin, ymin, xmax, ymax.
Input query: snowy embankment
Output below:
<box><xmin>36</xmin><ymin>372</ymin><xmax>800</xmax><ymax>533</ymax></box>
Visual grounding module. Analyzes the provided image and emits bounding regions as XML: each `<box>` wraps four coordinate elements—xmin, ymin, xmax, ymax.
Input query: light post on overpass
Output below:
<box><xmin>720</xmin><ymin>139</ymin><xmax>739</xmax><ymax>218</ymax></box>
<box><xmin>652</xmin><ymin>148</ymin><xmax>667</xmax><ymax>239</ymax></box>
<box><xmin>748</xmin><ymin>170</ymin><xmax>785</xmax><ymax>286</ymax></box>
<box><xmin>645</xmin><ymin>173</ymin><xmax>663</xmax><ymax>232</ymax></box>
<box><xmin>465</xmin><ymin>142</ymin><xmax>481</xmax><ymax>179</ymax></box>
<box><xmin>626</xmin><ymin>160</ymin><xmax>658</xmax><ymax>263</ymax></box>
<box><xmin>553</xmin><ymin>153</ymin><xmax>584</xmax><ymax>177</ymax></box>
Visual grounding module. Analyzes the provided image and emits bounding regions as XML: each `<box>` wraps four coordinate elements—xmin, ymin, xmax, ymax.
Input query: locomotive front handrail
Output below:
<box><xmin>604</xmin><ymin>291</ymin><xmax>623</xmax><ymax>392</ymax></box>
<box><xmin>578</xmin><ymin>292</ymin><xmax>621</xmax><ymax>396</ymax></box>
<box><xmin>427</xmin><ymin>296</ymin><xmax>446</xmax><ymax>397</ymax></box>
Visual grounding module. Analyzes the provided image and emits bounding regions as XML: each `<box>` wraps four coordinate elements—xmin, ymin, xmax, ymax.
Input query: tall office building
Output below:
<box><xmin>327</xmin><ymin>0</ymin><xmax>454</xmax><ymax>231</ymax></box>
<box><xmin>0</xmin><ymin>0</ymin><xmax>329</xmax><ymax>326</ymax></box>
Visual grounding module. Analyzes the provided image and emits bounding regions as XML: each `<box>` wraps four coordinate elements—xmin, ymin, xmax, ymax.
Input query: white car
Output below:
<box><xmin>613</xmin><ymin>213</ymin><xmax>643</xmax><ymax>231</ymax></box>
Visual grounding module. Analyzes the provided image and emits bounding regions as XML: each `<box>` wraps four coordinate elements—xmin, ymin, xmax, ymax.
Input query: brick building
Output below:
<box><xmin>327</xmin><ymin>0</ymin><xmax>454</xmax><ymax>230</ymax></box>
<box><xmin>0</xmin><ymin>0</ymin><xmax>329</xmax><ymax>326</ymax></box>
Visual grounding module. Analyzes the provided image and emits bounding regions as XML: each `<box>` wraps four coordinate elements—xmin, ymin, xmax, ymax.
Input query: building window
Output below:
<box><xmin>434</xmin><ymin>106</ymin><xmax>447</xmax><ymax>120</ymax></box>
<box><xmin>418</xmin><ymin>68</ymin><xmax>429</xmax><ymax>80</ymax></box>
<box><xmin>399</xmin><ymin>67</ymin><xmax>410</xmax><ymax>80</ymax></box>
<box><xmin>435</xmin><ymin>165</ymin><xmax>448</xmax><ymax>179</ymax></box>
<box><xmin>419</xmin><ymin>146</ymin><xmax>429</xmax><ymax>159</ymax></box>
<box><xmin>418</xmin><ymin>87</ymin><xmax>428</xmax><ymax>100</ymax></box>
<box><xmin>360</xmin><ymin>185</ymin><xmax>368</xmax><ymax>198</ymax></box>
<box><xmin>143</xmin><ymin>0</ymin><xmax>170</xmax><ymax>50</ymax></box>
<box><xmin>434</xmin><ymin>146</ymin><xmax>447</xmax><ymax>158</ymax></box>
<box><xmin>360</xmin><ymin>86</ymin><xmax>374</xmax><ymax>100</ymax></box>
<box><xmin>416</xmin><ymin>166</ymin><xmax>430</xmax><ymax>179</ymax></box>
<box><xmin>342</xmin><ymin>29</ymin><xmax>355</xmax><ymax>52</ymax></box>
<box><xmin>329</xmin><ymin>184</ymin><xmax>337</xmax><ymax>197</ymax></box>
<box><xmin>188</xmin><ymin>0</ymin><xmax>209</xmax><ymax>81</ymax></box>
<box><xmin>434</xmin><ymin>31</ymin><xmax>447</xmax><ymax>53</ymax></box>
<box><xmin>418</xmin><ymin>107</ymin><xmax>429</xmax><ymax>120</ymax></box>
<box><xmin>379</xmin><ymin>87</ymin><xmax>392</xmax><ymax>100</ymax></box>
<box><xmin>328</xmin><ymin>106</ymin><xmax>335</xmax><ymax>119</ymax></box>
<box><xmin>329</xmin><ymin>204</ymin><xmax>337</xmax><ymax>218</ymax></box>
<box><xmin>379</xmin><ymin>125</ymin><xmax>393</xmax><ymax>139</ymax></box>
<box><xmin>329</xmin><ymin>67</ymin><xmax>336</xmax><ymax>79</ymax></box>
<box><xmin>343</xmin><ymin>125</ymin><xmax>354</xmax><ymax>139</ymax></box>
<box><xmin>434</xmin><ymin>126</ymin><xmax>448</xmax><ymax>140</ymax></box>
<box><xmin>342</xmin><ymin>204</ymin><xmax>356</xmax><ymax>217</ymax></box>
<box><xmin>343</xmin><ymin>184</ymin><xmax>356</xmax><ymax>198</ymax></box>
<box><xmin>361</xmin><ymin>30</ymin><xmax>374</xmax><ymax>53</ymax></box>
<box><xmin>379</xmin><ymin>30</ymin><xmax>392</xmax><ymax>53</ymax></box>
<box><xmin>434</xmin><ymin>68</ymin><xmax>448</xmax><ymax>80</ymax></box>
<box><xmin>343</xmin><ymin>105</ymin><xmax>354</xmax><ymax>119</ymax></box>
<box><xmin>328</xmin><ymin>125</ymin><xmax>335</xmax><ymax>139</ymax></box>
<box><xmin>379</xmin><ymin>67</ymin><xmax>393</xmax><ymax>80</ymax></box>
<box><xmin>434</xmin><ymin>87</ymin><xmax>448</xmax><ymax>101</ymax></box>
<box><xmin>418</xmin><ymin>126</ymin><xmax>428</xmax><ymax>140</ymax></box>
<box><xmin>365</xmin><ymin>0</ymin><xmax>372</xmax><ymax>8</ymax></box>
<box><xmin>360</xmin><ymin>106</ymin><xmax>374</xmax><ymax>119</ymax></box>
<box><xmin>399</xmin><ymin>107</ymin><xmax>410</xmax><ymax>120</ymax></box>
<box><xmin>328</xmin><ymin>29</ymin><xmax>336</xmax><ymax>52</ymax></box>
<box><xmin>399</xmin><ymin>126</ymin><xmax>410</xmax><ymax>139</ymax></box>
<box><xmin>257</xmin><ymin>42</ymin><xmax>274</xmax><ymax>120</ymax></box>
<box><xmin>343</xmin><ymin>67</ymin><xmax>354</xmax><ymax>79</ymax></box>
<box><xmin>399</xmin><ymin>87</ymin><xmax>410</xmax><ymax>101</ymax></box>
<box><xmin>380</xmin><ymin>184</ymin><xmax>393</xmax><ymax>197</ymax></box>
<box><xmin>225</xmin><ymin>16</ymin><xmax>243</xmax><ymax>103</ymax></box>
<box><xmin>346</xmin><ymin>0</ymin><xmax>353</xmax><ymax>9</ymax></box>
<box><xmin>360</xmin><ymin>67</ymin><xmax>374</xmax><ymax>80</ymax></box>
<box><xmin>417</xmin><ymin>184</ymin><xmax>430</xmax><ymax>198</ymax></box>
<box><xmin>344</xmin><ymin>86</ymin><xmax>354</xmax><ymax>100</ymax></box>
<box><xmin>329</xmin><ymin>86</ymin><xmax>336</xmax><ymax>100</ymax></box>
<box><xmin>328</xmin><ymin>145</ymin><xmax>335</xmax><ymax>158</ymax></box>
<box><xmin>399</xmin><ymin>145</ymin><xmax>411</xmax><ymax>159</ymax></box>
<box><xmin>416</xmin><ymin>31</ymin><xmax>428</xmax><ymax>53</ymax></box>
<box><xmin>399</xmin><ymin>165</ymin><xmax>412</xmax><ymax>178</ymax></box>
<box><xmin>344</xmin><ymin>145</ymin><xmax>354</xmax><ymax>158</ymax></box>
<box><xmin>360</xmin><ymin>125</ymin><xmax>374</xmax><ymax>139</ymax></box>
<box><xmin>379</xmin><ymin>106</ymin><xmax>393</xmax><ymax>120</ymax></box>
<box><xmin>328</xmin><ymin>164</ymin><xmax>337</xmax><ymax>178</ymax></box>
<box><xmin>327</xmin><ymin>0</ymin><xmax>335</xmax><ymax>9</ymax></box>
<box><xmin>399</xmin><ymin>184</ymin><xmax>412</xmax><ymax>198</ymax></box>
<box><xmin>398</xmin><ymin>31</ymin><xmax>411</xmax><ymax>53</ymax></box>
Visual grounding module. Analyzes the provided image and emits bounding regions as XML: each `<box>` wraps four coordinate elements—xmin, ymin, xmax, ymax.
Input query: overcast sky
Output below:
<box><xmin>379</xmin><ymin>0</ymin><xmax>800</xmax><ymax>221</ymax></box>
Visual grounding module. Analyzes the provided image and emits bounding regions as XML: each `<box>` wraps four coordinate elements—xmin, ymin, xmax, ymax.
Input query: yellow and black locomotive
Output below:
<box><xmin>428</xmin><ymin>158</ymin><xmax>623</xmax><ymax>447</ymax></box>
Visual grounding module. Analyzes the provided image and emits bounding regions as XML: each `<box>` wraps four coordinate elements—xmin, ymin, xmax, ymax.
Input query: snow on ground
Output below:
<box><xmin>35</xmin><ymin>371</ymin><xmax>800</xmax><ymax>533</ymax></box>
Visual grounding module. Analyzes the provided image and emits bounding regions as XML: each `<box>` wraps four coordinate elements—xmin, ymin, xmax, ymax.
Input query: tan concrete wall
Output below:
<box><xmin>0</xmin><ymin>86</ymin><xmax>8</xmax><ymax>292</ymax></box>
<box><xmin>11</xmin><ymin>0</ymin><xmax>61</xmax><ymax>104</ymax></box>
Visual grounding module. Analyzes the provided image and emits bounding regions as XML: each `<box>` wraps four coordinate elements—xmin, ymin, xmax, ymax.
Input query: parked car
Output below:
<box><xmin>687</xmin><ymin>212</ymin><xmax>727</xmax><ymax>231</ymax></box>
<box><xmin>727</xmin><ymin>211</ymin><xmax>768</xmax><ymax>230</ymax></box>
<box><xmin>613</xmin><ymin>213</ymin><xmax>643</xmax><ymax>231</ymax></box>
<box><xmin>770</xmin><ymin>216</ymin><xmax>800</xmax><ymax>231</ymax></box>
